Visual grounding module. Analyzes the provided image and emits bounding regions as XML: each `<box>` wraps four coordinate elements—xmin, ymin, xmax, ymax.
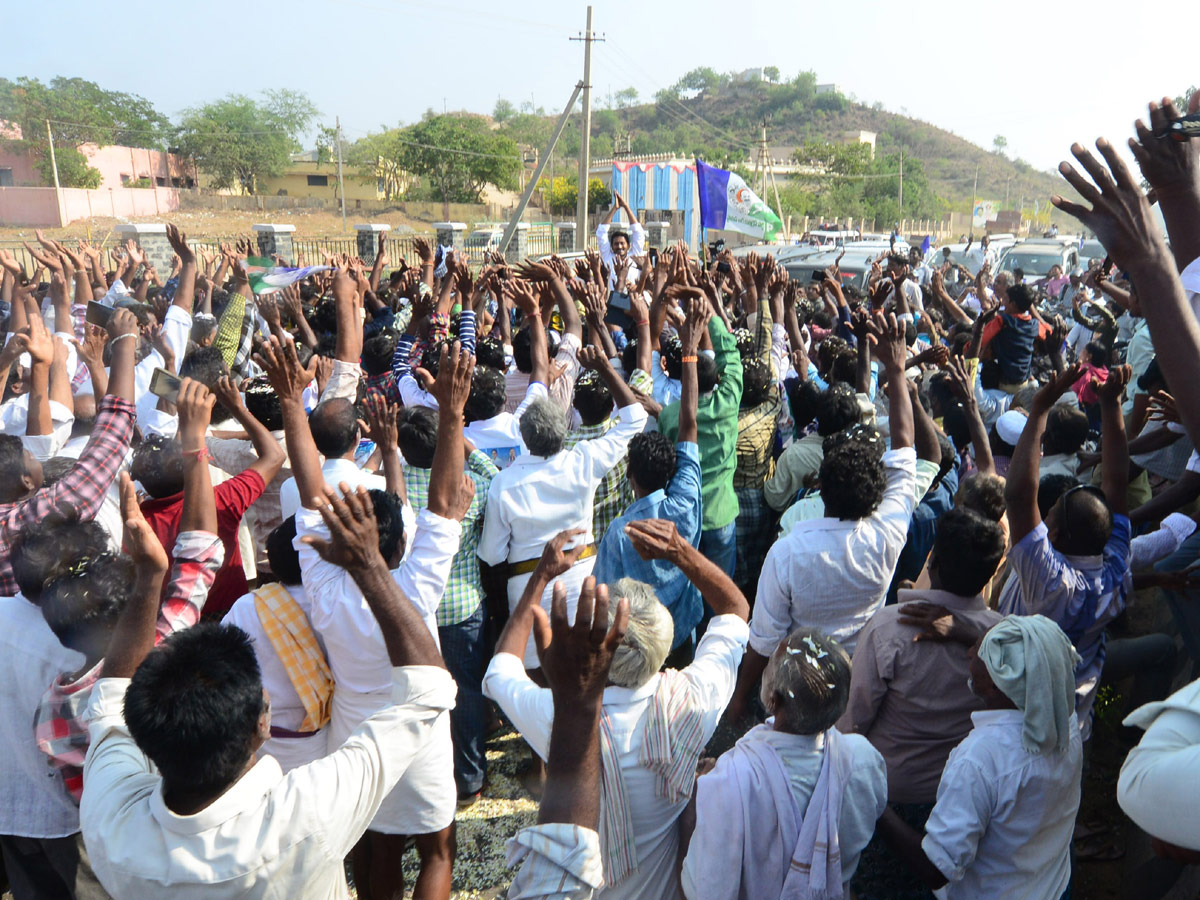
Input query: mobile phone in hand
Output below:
<box><xmin>85</xmin><ymin>301</ymin><xmax>112</xmax><ymax>328</ymax></box>
<box><xmin>148</xmin><ymin>367</ymin><xmax>182</xmax><ymax>404</ymax></box>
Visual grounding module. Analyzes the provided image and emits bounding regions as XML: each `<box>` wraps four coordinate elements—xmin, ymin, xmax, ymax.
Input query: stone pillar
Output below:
<box><xmin>114</xmin><ymin>223</ymin><xmax>172</xmax><ymax>273</ymax></box>
<box><xmin>555</xmin><ymin>221</ymin><xmax>577</xmax><ymax>252</ymax></box>
<box><xmin>252</xmin><ymin>224</ymin><xmax>296</xmax><ymax>263</ymax></box>
<box><xmin>354</xmin><ymin>223</ymin><xmax>391</xmax><ymax>265</ymax></box>
<box><xmin>433</xmin><ymin>222</ymin><xmax>467</xmax><ymax>255</ymax></box>
<box><xmin>504</xmin><ymin>222</ymin><xmax>530</xmax><ymax>264</ymax></box>
<box><xmin>645</xmin><ymin>221</ymin><xmax>670</xmax><ymax>251</ymax></box>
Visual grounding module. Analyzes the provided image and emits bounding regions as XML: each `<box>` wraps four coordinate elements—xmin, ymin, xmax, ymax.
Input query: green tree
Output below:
<box><xmin>537</xmin><ymin>176</ymin><xmax>611</xmax><ymax>215</ymax></box>
<box><xmin>763</xmin><ymin>66</ymin><xmax>781</xmax><ymax>83</ymax></box>
<box><xmin>676</xmin><ymin>67</ymin><xmax>721</xmax><ymax>94</ymax></box>
<box><xmin>397</xmin><ymin>114</ymin><xmax>520</xmax><ymax>216</ymax></box>
<box><xmin>37</xmin><ymin>147</ymin><xmax>101</xmax><ymax>189</ymax></box>
<box><xmin>614</xmin><ymin>87</ymin><xmax>639</xmax><ymax>109</ymax></box>
<box><xmin>176</xmin><ymin>90</ymin><xmax>318</xmax><ymax>194</ymax></box>
<box><xmin>993</xmin><ymin>134</ymin><xmax>1008</xmax><ymax>155</ymax></box>
<box><xmin>493</xmin><ymin>98</ymin><xmax>516</xmax><ymax>123</ymax></box>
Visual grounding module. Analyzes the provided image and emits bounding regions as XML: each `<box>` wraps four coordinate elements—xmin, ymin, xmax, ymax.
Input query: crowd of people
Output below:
<box><xmin>2</xmin><ymin>89</ymin><xmax>1200</xmax><ymax>900</ymax></box>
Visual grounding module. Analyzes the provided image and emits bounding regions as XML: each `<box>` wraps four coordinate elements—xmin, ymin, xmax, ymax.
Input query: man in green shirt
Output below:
<box><xmin>658</xmin><ymin>309</ymin><xmax>743</xmax><ymax>577</ymax></box>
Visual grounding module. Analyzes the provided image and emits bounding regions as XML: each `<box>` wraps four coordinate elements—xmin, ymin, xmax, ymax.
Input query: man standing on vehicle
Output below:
<box><xmin>597</xmin><ymin>190</ymin><xmax>645</xmax><ymax>296</ymax></box>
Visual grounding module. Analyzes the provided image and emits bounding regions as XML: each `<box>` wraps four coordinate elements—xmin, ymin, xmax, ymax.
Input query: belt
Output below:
<box><xmin>270</xmin><ymin>725</ymin><xmax>321</xmax><ymax>739</ymax></box>
<box><xmin>509</xmin><ymin>544</ymin><xmax>596</xmax><ymax>578</ymax></box>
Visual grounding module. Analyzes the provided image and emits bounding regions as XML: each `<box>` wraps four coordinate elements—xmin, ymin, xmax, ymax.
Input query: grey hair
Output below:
<box><xmin>995</xmin><ymin>269</ymin><xmax>1014</xmax><ymax>286</ymax></box>
<box><xmin>606</xmin><ymin>578</ymin><xmax>674</xmax><ymax>688</ymax></box>
<box><xmin>760</xmin><ymin>628</ymin><xmax>851</xmax><ymax>735</ymax></box>
<box><xmin>519</xmin><ymin>397</ymin><xmax>569</xmax><ymax>457</ymax></box>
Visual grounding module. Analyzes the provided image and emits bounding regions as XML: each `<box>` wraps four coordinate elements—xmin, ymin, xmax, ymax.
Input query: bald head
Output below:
<box><xmin>308</xmin><ymin>397</ymin><xmax>360</xmax><ymax>459</ymax></box>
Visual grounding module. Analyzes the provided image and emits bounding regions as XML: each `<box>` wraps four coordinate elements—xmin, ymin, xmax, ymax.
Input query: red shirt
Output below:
<box><xmin>141</xmin><ymin>469</ymin><xmax>267</xmax><ymax>618</ymax></box>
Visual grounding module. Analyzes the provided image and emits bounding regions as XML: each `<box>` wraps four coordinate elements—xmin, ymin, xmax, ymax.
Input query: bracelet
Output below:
<box><xmin>182</xmin><ymin>447</ymin><xmax>210</xmax><ymax>462</ymax></box>
<box><xmin>109</xmin><ymin>333</ymin><xmax>137</xmax><ymax>346</ymax></box>
<box><xmin>681</xmin><ymin>355</ymin><xmax>698</xmax><ymax>364</ymax></box>
<box><xmin>636</xmin><ymin>319</ymin><xmax>650</xmax><ymax>327</ymax></box>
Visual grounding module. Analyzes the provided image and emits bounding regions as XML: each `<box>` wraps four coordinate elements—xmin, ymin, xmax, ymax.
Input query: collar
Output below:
<box><xmin>150</xmin><ymin>755</ymin><xmax>283</xmax><ymax>835</ymax></box>
<box><xmin>602</xmin><ymin>673</ymin><xmax>661</xmax><ymax>705</ymax></box>
<box><xmin>789</xmin><ymin>516</ymin><xmax>857</xmax><ymax>534</ymax></box>
<box><xmin>511</xmin><ymin>452</ymin><xmax>559</xmax><ymax>467</ymax></box>
<box><xmin>322</xmin><ymin>457</ymin><xmax>363</xmax><ymax>475</ymax></box>
<box><xmin>626</xmin><ymin>489</ymin><xmax>667</xmax><ymax>515</ymax></box>
<box><xmin>896</xmin><ymin>588</ymin><xmax>987</xmax><ymax>612</ymax></box>
<box><xmin>970</xmin><ymin>708</ymin><xmax>1025</xmax><ymax>728</ymax></box>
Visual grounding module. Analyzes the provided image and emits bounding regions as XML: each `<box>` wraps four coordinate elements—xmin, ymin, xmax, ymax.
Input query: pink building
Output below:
<box><xmin>0</xmin><ymin>123</ymin><xmax>193</xmax><ymax>189</ymax></box>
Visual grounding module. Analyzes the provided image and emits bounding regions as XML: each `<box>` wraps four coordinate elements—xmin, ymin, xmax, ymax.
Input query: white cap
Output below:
<box><xmin>996</xmin><ymin>409</ymin><xmax>1029</xmax><ymax>446</ymax></box>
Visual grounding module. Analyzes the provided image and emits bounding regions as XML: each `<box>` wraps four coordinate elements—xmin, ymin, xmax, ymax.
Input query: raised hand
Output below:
<box><xmin>532</xmin><ymin>577</ymin><xmax>629</xmax><ymax>705</ymax></box>
<box><xmin>1095</xmin><ymin>363</ymin><xmax>1131</xmax><ymax>406</ymax></box>
<box><xmin>624</xmin><ymin>518</ymin><xmax>689</xmax><ymax>562</ymax></box>
<box><xmin>679</xmin><ymin>296</ymin><xmax>711</xmax><ymax>355</ymax></box>
<box><xmin>363</xmin><ymin>392</ymin><xmax>399</xmax><ymax>452</ymax></box>
<box><xmin>176</xmin><ymin>377</ymin><xmax>217</xmax><ymax>438</ymax></box>
<box><xmin>165</xmin><ymin>223</ymin><xmax>195</xmax><ymax>264</ymax></box>
<box><xmin>254</xmin><ymin>334</ymin><xmax>318</xmax><ymax>400</ymax></box>
<box><xmin>429</xmin><ymin>340</ymin><xmax>474</xmax><ymax>413</ymax></box>
<box><xmin>301</xmin><ymin>484</ymin><xmax>385</xmax><ymax>572</ymax></box>
<box><xmin>1032</xmin><ymin>363</ymin><xmax>1085</xmax><ymax>411</ymax></box>
<box><xmin>70</xmin><ymin>324</ymin><xmax>109</xmax><ymax>371</ymax></box>
<box><xmin>577</xmin><ymin>344</ymin><xmax>610</xmax><ymax>372</ymax></box>
<box><xmin>413</xmin><ymin>237</ymin><xmax>434</xmax><ymax>265</ymax></box>
<box><xmin>865</xmin><ymin>311</ymin><xmax>907</xmax><ymax>373</ymax></box>
<box><xmin>209</xmin><ymin>374</ymin><xmax>245</xmax><ymax>416</ymax></box>
<box><xmin>119</xmin><ymin>472</ymin><xmax>169</xmax><ymax>573</ymax></box>
<box><xmin>1148</xmin><ymin>390</ymin><xmax>1180</xmax><ymax>425</ymax></box>
<box><xmin>1129</xmin><ymin>94</ymin><xmax>1200</xmax><ymax>195</ymax></box>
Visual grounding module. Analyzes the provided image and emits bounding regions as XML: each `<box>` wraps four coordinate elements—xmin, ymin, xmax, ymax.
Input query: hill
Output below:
<box><xmin>503</xmin><ymin>72</ymin><xmax>1079</xmax><ymax>226</ymax></box>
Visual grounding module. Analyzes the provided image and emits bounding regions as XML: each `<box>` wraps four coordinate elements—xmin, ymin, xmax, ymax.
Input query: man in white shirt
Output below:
<box><xmin>279</xmin><ymin>396</ymin><xmax>384</xmax><ymax>518</ymax></box>
<box><xmin>727</xmin><ymin>313</ymin><xmax>923</xmax><ymax>723</ymax></box>
<box><xmin>263</xmin><ymin>334</ymin><xmax>474</xmax><ymax>900</ymax></box>
<box><xmin>485</xmin><ymin>519</ymin><xmax>749</xmax><ymax>899</ymax></box>
<box><xmin>597</xmin><ymin>190</ymin><xmax>645</xmax><ymax>294</ymax></box>
<box><xmin>876</xmin><ymin>614</ymin><xmax>1083</xmax><ymax>900</ymax></box>
<box><xmin>683</xmin><ymin>627</ymin><xmax>887</xmax><ymax>899</ymax></box>
<box><xmin>1</xmin><ymin>519</ymin><xmax>112</xmax><ymax>900</ymax></box>
<box><xmin>964</xmin><ymin>234</ymin><xmax>996</xmax><ymax>276</ymax></box>
<box><xmin>79</xmin><ymin>481</ymin><xmax>457</xmax><ymax>900</ymax></box>
<box><xmin>480</xmin><ymin>347</ymin><xmax>647</xmax><ymax>668</ymax></box>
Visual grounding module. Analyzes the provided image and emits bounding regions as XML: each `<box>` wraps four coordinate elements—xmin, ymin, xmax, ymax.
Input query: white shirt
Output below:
<box><xmin>484</xmin><ymin>614</ymin><xmax>750</xmax><ymax>900</ymax></box>
<box><xmin>0</xmin><ymin>594</ymin><xmax>86</xmax><ymax>838</ymax></box>
<box><xmin>1118</xmin><ymin>677</ymin><xmax>1200</xmax><ymax>851</ymax></box>
<box><xmin>752</xmin><ymin>447</ymin><xmax>917</xmax><ymax>656</ymax></box>
<box><xmin>965</xmin><ymin>245</ymin><xmax>996</xmax><ymax>276</ymax></box>
<box><xmin>463</xmin><ymin>381</ymin><xmax>547</xmax><ymax>470</ymax></box>
<box><xmin>597</xmin><ymin>222</ymin><xmax>646</xmax><ymax>293</ymax></box>
<box><xmin>79</xmin><ymin>667</ymin><xmax>456</xmax><ymax>900</ymax></box>
<box><xmin>133</xmin><ymin>304</ymin><xmax>193</xmax><ymax>433</ymax></box>
<box><xmin>922</xmin><ymin>709</ymin><xmax>1082</xmax><ymax>900</ymax></box>
<box><xmin>1181</xmin><ymin>254</ymin><xmax>1200</xmax><ymax>323</ymax></box>
<box><xmin>279</xmin><ymin>456</ymin><xmax>387</xmax><ymax>521</ymax></box>
<box><xmin>479</xmin><ymin>402</ymin><xmax>648</xmax><ymax>568</ymax></box>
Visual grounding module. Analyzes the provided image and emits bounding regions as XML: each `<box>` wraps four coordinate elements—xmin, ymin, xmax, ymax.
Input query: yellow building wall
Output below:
<box><xmin>258</xmin><ymin>160</ymin><xmax>381</xmax><ymax>202</ymax></box>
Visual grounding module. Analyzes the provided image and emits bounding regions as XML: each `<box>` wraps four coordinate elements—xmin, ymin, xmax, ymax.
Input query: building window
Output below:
<box><xmin>0</xmin><ymin>168</ymin><xmax>12</xmax><ymax>187</ymax></box>
<box><xmin>307</xmin><ymin>175</ymin><xmax>329</xmax><ymax>186</ymax></box>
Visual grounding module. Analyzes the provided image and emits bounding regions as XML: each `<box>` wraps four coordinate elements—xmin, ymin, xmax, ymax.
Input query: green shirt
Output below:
<box><xmin>658</xmin><ymin>317</ymin><xmax>743</xmax><ymax>531</ymax></box>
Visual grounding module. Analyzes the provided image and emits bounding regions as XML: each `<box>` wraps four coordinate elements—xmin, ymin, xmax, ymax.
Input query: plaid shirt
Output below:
<box><xmin>733</xmin><ymin>393</ymin><xmax>782</xmax><ymax>490</ymax></box>
<box><xmin>32</xmin><ymin>531</ymin><xmax>224</xmax><ymax>803</ymax></box>
<box><xmin>0</xmin><ymin>396</ymin><xmax>135</xmax><ymax>597</ymax></box>
<box><xmin>403</xmin><ymin>449</ymin><xmax>498</xmax><ymax>626</ymax></box>
<box><xmin>566</xmin><ymin>419</ymin><xmax>634</xmax><ymax>542</ymax></box>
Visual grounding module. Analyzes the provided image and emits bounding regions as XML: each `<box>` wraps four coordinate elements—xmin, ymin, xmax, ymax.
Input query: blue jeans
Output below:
<box><xmin>437</xmin><ymin>604</ymin><xmax>487</xmax><ymax>796</ymax></box>
<box><xmin>700</xmin><ymin>521</ymin><xmax>737</xmax><ymax>579</ymax></box>
<box><xmin>1154</xmin><ymin>529</ymin><xmax>1200</xmax><ymax>662</ymax></box>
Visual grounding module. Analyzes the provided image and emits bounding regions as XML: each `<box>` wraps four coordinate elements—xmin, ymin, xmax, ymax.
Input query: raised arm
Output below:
<box><xmin>166</xmin><ymin>225</ymin><xmax>197</xmax><ymax>315</ymax></box>
<box><xmin>255</xmin><ymin>335</ymin><xmax>323</xmax><ymax>509</ymax></box>
<box><xmin>210</xmin><ymin>374</ymin><xmax>286</xmax><ymax>485</ymax></box>
<box><xmin>426</xmin><ymin>341</ymin><xmax>475</xmax><ymax>518</ymax></box>
<box><xmin>870</xmin><ymin>312</ymin><xmax>915</xmax><ymax>450</ymax></box>
<box><xmin>625</xmin><ymin>518</ymin><xmax>749</xmax><ymax>620</ymax></box>
<box><xmin>511</xmin><ymin>281</ymin><xmax>550</xmax><ymax>387</ymax></box>
<box><xmin>332</xmin><ymin>269</ymin><xmax>364</xmax><ymax>365</ymax></box>
<box><xmin>20</xmin><ymin>296</ymin><xmax>54</xmax><ymax>440</ymax></box>
<box><xmin>676</xmin><ymin>297</ymin><xmax>708</xmax><ymax>446</ymax></box>
<box><xmin>943</xmin><ymin>356</ymin><xmax>995</xmax><ymax>476</ymax></box>
<box><xmin>579</xmin><ymin>345</ymin><xmax>638</xmax><ymax>411</ymax></box>
<box><xmin>1098</xmin><ymin>365</ymin><xmax>1132</xmax><ymax>517</ymax></box>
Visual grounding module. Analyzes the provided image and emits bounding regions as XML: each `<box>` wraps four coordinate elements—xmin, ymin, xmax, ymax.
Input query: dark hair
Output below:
<box><xmin>1137</xmin><ymin>358</ymin><xmax>1164</xmax><ymax>393</ymax></box>
<box><xmin>1037</xmin><ymin>473</ymin><xmax>1081</xmax><ymax>520</ymax></box>
<box><xmin>369</xmin><ymin>489</ymin><xmax>406</xmax><ymax>560</ymax></box>
<box><xmin>1049</xmin><ymin>481</ymin><xmax>1113</xmax><ymax>555</ymax></box>
<box><xmin>396</xmin><ymin>405</ymin><xmax>439</xmax><ymax>469</ymax></box>
<box><xmin>979</xmin><ymin>359</ymin><xmax>1002</xmax><ymax>391</ymax></box>
<box><xmin>1085</xmin><ymin>340</ymin><xmax>1111</xmax><ymax>369</ymax></box>
<box><xmin>627</xmin><ymin>431</ymin><xmax>676</xmax><ymax>494</ymax></box>
<box><xmin>933</xmin><ymin>434</ymin><xmax>958</xmax><ymax>486</ymax></box>
<box><xmin>816</xmin><ymin>383</ymin><xmax>861</xmax><ymax>437</ymax></box>
<box><xmin>39</xmin><ymin>456</ymin><xmax>76</xmax><ymax>487</ymax></box>
<box><xmin>125</xmin><ymin>623</ymin><xmax>264</xmax><ymax>795</ymax></box>
<box><xmin>11</xmin><ymin>516</ymin><xmax>111</xmax><ymax>601</ymax></box>
<box><xmin>788</xmin><ymin>379</ymin><xmax>822</xmax><ymax>432</ymax></box>
<box><xmin>731</xmin><ymin>328</ymin><xmax>756</xmax><ymax>359</ymax></box>
<box><xmin>465</xmin><ymin>366</ymin><xmax>508</xmax><ymax>423</ymax></box>
<box><xmin>660</xmin><ymin>334</ymin><xmax>683</xmax><ymax>380</ymax></box>
<box><xmin>266</xmin><ymin>517</ymin><xmax>301</xmax><ymax>586</ymax></box>
<box><xmin>179</xmin><ymin>347</ymin><xmax>232</xmax><ymax>424</ymax></box>
<box><xmin>362</xmin><ymin>333</ymin><xmax>398</xmax><ymax>376</ymax></box>
<box><xmin>513</xmin><ymin>327</ymin><xmax>560</xmax><ymax>374</ymax></box>
<box><xmin>476</xmin><ymin>335</ymin><xmax>506</xmax><ymax>370</ymax></box>
<box><xmin>243</xmin><ymin>377</ymin><xmax>283</xmax><ymax>432</ymax></box>
<box><xmin>573</xmin><ymin>371</ymin><xmax>613</xmax><ymax>425</ymax></box>
<box><xmin>819</xmin><ymin>439</ymin><xmax>886</xmax><ymax>520</ymax></box>
<box><xmin>609</xmin><ymin>228</ymin><xmax>630</xmax><ymax>248</ymax></box>
<box><xmin>932</xmin><ymin>507</ymin><xmax>1006</xmax><ymax>596</ymax></box>
<box><xmin>0</xmin><ymin>434</ymin><xmax>29</xmax><ymax>501</ymax></box>
<box><xmin>420</xmin><ymin>339</ymin><xmax>455</xmax><ymax>378</ymax></box>
<box><xmin>1043</xmin><ymin>405</ymin><xmax>1090</xmax><ymax>456</ymax></box>
<box><xmin>308</xmin><ymin>398</ymin><xmax>360</xmax><ymax>458</ymax></box>
<box><xmin>310</xmin><ymin>297</ymin><xmax>339</xmax><ymax>335</ymax></box>
<box><xmin>131</xmin><ymin>434</ymin><xmax>185</xmax><ymax>499</ymax></box>
<box><xmin>887</xmin><ymin>252</ymin><xmax>908</xmax><ymax>269</ymax></box>
<box><xmin>957</xmin><ymin>473</ymin><xmax>1006</xmax><ymax>522</ymax></box>
<box><xmin>40</xmin><ymin>554</ymin><xmax>136</xmax><ymax>652</ymax></box>
<box><xmin>1007</xmin><ymin>283</ymin><xmax>1036</xmax><ymax>313</ymax></box>
<box><xmin>620</xmin><ymin>337</ymin><xmax>640</xmax><ymax>375</ymax></box>
<box><xmin>696</xmin><ymin>354</ymin><xmax>720</xmax><ymax>393</ymax></box>
<box><xmin>766</xmin><ymin>628</ymin><xmax>852</xmax><ymax>735</ymax></box>
<box><xmin>829</xmin><ymin>350</ymin><xmax>858</xmax><ymax>387</ymax></box>
<box><xmin>740</xmin><ymin>358</ymin><xmax>772</xmax><ymax>408</ymax></box>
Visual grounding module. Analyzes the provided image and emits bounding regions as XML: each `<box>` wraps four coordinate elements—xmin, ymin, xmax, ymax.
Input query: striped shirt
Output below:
<box><xmin>565</xmin><ymin>419</ymin><xmax>633</xmax><ymax>544</ymax></box>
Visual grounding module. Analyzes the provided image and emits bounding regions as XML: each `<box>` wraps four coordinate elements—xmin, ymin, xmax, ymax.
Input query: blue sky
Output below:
<box><xmin>4</xmin><ymin>0</ymin><xmax>1193</xmax><ymax>173</ymax></box>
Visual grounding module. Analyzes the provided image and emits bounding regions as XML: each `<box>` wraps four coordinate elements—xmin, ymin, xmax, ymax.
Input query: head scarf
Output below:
<box><xmin>980</xmin><ymin>614</ymin><xmax>1081</xmax><ymax>755</ymax></box>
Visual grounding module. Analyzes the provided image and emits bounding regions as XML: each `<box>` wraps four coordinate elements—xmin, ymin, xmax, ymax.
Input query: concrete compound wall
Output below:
<box><xmin>0</xmin><ymin>186</ymin><xmax>181</xmax><ymax>226</ymax></box>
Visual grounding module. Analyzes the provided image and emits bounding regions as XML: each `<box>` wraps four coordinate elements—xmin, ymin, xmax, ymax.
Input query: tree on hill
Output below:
<box><xmin>993</xmin><ymin>134</ymin><xmax>1008</xmax><ymax>155</ymax></box>
<box><xmin>176</xmin><ymin>90</ymin><xmax>317</xmax><ymax>194</ymax></box>
<box><xmin>0</xmin><ymin>76</ymin><xmax>170</xmax><ymax>187</ymax></box>
<box><xmin>395</xmin><ymin>114</ymin><xmax>520</xmax><ymax>218</ymax></box>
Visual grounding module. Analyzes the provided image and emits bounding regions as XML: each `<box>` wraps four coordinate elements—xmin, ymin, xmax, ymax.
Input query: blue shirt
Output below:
<box><xmin>594</xmin><ymin>442</ymin><xmax>703</xmax><ymax>648</ymax></box>
<box><xmin>893</xmin><ymin>465</ymin><xmax>960</xmax><ymax>588</ymax></box>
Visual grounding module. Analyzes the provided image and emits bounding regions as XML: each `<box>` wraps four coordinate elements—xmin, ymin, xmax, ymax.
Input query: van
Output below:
<box><xmin>997</xmin><ymin>239</ymin><xmax>1080</xmax><ymax>280</ymax></box>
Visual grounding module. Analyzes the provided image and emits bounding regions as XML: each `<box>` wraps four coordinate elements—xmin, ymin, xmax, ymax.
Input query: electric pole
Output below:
<box><xmin>335</xmin><ymin>116</ymin><xmax>347</xmax><ymax>232</ymax></box>
<box><xmin>897</xmin><ymin>148</ymin><xmax>904</xmax><ymax>212</ymax></box>
<box><xmin>969</xmin><ymin>166</ymin><xmax>979</xmax><ymax>239</ymax></box>
<box><xmin>46</xmin><ymin>120</ymin><xmax>63</xmax><ymax>228</ymax></box>
<box><xmin>571</xmin><ymin>7</ymin><xmax>603</xmax><ymax>246</ymax></box>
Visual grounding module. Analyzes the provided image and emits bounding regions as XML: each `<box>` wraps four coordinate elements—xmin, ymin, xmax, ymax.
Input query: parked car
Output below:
<box><xmin>997</xmin><ymin>239</ymin><xmax>1081</xmax><ymax>281</ymax></box>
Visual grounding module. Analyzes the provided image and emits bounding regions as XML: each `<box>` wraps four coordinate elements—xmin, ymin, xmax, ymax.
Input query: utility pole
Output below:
<box><xmin>969</xmin><ymin>166</ymin><xmax>979</xmax><ymax>239</ymax></box>
<box><xmin>571</xmin><ymin>6</ymin><xmax>603</xmax><ymax>247</ymax></box>
<box><xmin>335</xmin><ymin>116</ymin><xmax>347</xmax><ymax>232</ymax></box>
<box><xmin>45</xmin><ymin>120</ymin><xmax>63</xmax><ymax>228</ymax></box>
<box><xmin>897</xmin><ymin>148</ymin><xmax>904</xmax><ymax>212</ymax></box>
